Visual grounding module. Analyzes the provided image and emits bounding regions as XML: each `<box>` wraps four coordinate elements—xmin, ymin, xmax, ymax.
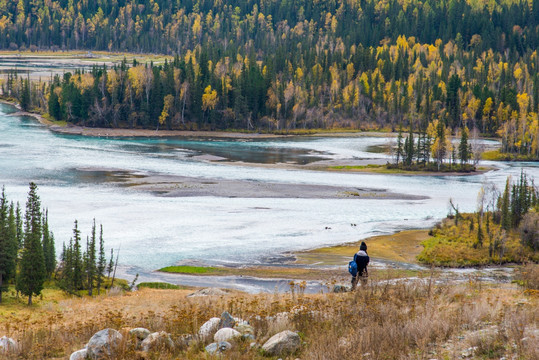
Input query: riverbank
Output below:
<box><xmin>1</xmin><ymin>98</ymin><xmax>499</xmax><ymax>178</ymax></box>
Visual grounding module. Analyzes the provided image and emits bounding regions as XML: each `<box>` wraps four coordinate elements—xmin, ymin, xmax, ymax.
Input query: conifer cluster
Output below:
<box><xmin>0</xmin><ymin>183</ymin><xmax>111</xmax><ymax>305</ymax></box>
<box><xmin>58</xmin><ymin>219</ymin><xmax>108</xmax><ymax>296</ymax></box>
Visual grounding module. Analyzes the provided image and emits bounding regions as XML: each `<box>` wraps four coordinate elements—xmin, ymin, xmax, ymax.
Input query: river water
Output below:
<box><xmin>1</xmin><ymin>102</ymin><xmax>538</xmax><ymax>282</ymax></box>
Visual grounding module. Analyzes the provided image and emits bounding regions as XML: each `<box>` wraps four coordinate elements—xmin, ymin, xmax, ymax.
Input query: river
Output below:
<box><xmin>1</xmin><ymin>102</ymin><xmax>538</xmax><ymax>289</ymax></box>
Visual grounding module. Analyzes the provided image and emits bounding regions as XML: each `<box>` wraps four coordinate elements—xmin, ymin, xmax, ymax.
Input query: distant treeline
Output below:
<box><xmin>1</xmin><ymin>0</ymin><xmax>539</xmax><ymax>157</ymax></box>
<box><xmin>0</xmin><ymin>0</ymin><xmax>538</xmax><ymax>54</ymax></box>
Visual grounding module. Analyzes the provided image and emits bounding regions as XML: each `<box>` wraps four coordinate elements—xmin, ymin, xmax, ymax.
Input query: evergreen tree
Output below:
<box><xmin>500</xmin><ymin>178</ymin><xmax>511</xmax><ymax>231</ymax></box>
<box><xmin>60</xmin><ymin>238</ymin><xmax>74</xmax><ymax>293</ymax></box>
<box><xmin>15</xmin><ymin>202</ymin><xmax>23</xmax><ymax>249</ymax></box>
<box><xmin>107</xmin><ymin>248</ymin><xmax>114</xmax><ymax>280</ymax></box>
<box><xmin>96</xmin><ymin>224</ymin><xmax>106</xmax><ymax>295</ymax></box>
<box><xmin>458</xmin><ymin>126</ymin><xmax>469</xmax><ymax>166</ymax></box>
<box><xmin>71</xmin><ymin>220</ymin><xmax>83</xmax><ymax>291</ymax></box>
<box><xmin>42</xmin><ymin>209</ymin><xmax>56</xmax><ymax>278</ymax></box>
<box><xmin>86</xmin><ymin>219</ymin><xmax>97</xmax><ymax>296</ymax></box>
<box><xmin>17</xmin><ymin>182</ymin><xmax>46</xmax><ymax>305</ymax></box>
<box><xmin>48</xmin><ymin>85</ymin><xmax>62</xmax><ymax>120</ymax></box>
<box><xmin>20</xmin><ymin>78</ymin><xmax>31</xmax><ymax>111</ymax></box>
<box><xmin>0</xmin><ymin>189</ymin><xmax>18</xmax><ymax>303</ymax></box>
<box><xmin>395</xmin><ymin>125</ymin><xmax>403</xmax><ymax>165</ymax></box>
<box><xmin>476</xmin><ymin>212</ymin><xmax>483</xmax><ymax>248</ymax></box>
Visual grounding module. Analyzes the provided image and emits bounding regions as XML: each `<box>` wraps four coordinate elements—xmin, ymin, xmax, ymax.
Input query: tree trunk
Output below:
<box><xmin>28</xmin><ymin>294</ymin><xmax>32</xmax><ymax>306</ymax></box>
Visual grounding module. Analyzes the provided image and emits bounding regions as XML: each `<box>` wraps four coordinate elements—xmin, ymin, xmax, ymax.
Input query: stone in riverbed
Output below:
<box><xmin>261</xmin><ymin>330</ymin><xmax>301</xmax><ymax>356</ymax></box>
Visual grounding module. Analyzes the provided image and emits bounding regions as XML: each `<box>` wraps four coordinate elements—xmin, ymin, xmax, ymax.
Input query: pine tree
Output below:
<box><xmin>476</xmin><ymin>212</ymin><xmax>483</xmax><ymax>248</ymax></box>
<box><xmin>107</xmin><ymin>248</ymin><xmax>114</xmax><ymax>280</ymax></box>
<box><xmin>71</xmin><ymin>220</ymin><xmax>83</xmax><ymax>291</ymax></box>
<box><xmin>20</xmin><ymin>78</ymin><xmax>31</xmax><ymax>111</ymax></box>
<box><xmin>458</xmin><ymin>126</ymin><xmax>469</xmax><ymax>166</ymax></box>
<box><xmin>396</xmin><ymin>125</ymin><xmax>403</xmax><ymax>165</ymax></box>
<box><xmin>86</xmin><ymin>219</ymin><xmax>97</xmax><ymax>296</ymax></box>
<box><xmin>0</xmin><ymin>189</ymin><xmax>18</xmax><ymax>303</ymax></box>
<box><xmin>96</xmin><ymin>224</ymin><xmax>106</xmax><ymax>295</ymax></box>
<box><xmin>61</xmin><ymin>239</ymin><xmax>74</xmax><ymax>293</ymax></box>
<box><xmin>500</xmin><ymin>178</ymin><xmax>511</xmax><ymax>231</ymax></box>
<box><xmin>15</xmin><ymin>202</ymin><xmax>23</xmax><ymax>249</ymax></box>
<box><xmin>48</xmin><ymin>85</ymin><xmax>62</xmax><ymax>120</ymax></box>
<box><xmin>42</xmin><ymin>209</ymin><xmax>56</xmax><ymax>278</ymax></box>
<box><xmin>17</xmin><ymin>183</ymin><xmax>46</xmax><ymax>305</ymax></box>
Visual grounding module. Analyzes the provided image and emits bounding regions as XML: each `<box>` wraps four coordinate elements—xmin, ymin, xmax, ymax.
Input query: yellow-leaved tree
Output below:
<box><xmin>202</xmin><ymin>85</ymin><xmax>218</xmax><ymax>125</ymax></box>
<box><xmin>158</xmin><ymin>94</ymin><xmax>174</xmax><ymax>130</ymax></box>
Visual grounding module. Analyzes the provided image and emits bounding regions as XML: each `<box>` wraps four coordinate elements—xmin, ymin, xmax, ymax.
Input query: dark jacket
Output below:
<box><xmin>354</xmin><ymin>250</ymin><xmax>369</xmax><ymax>275</ymax></box>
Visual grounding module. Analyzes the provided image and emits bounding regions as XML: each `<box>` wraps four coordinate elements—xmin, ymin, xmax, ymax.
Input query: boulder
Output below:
<box><xmin>261</xmin><ymin>330</ymin><xmax>301</xmax><ymax>356</ymax></box>
<box><xmin>86</xmin><ymin>328</ymin><xmax>123</xmax><ymax>360</ymax></box>
<box><xmin>69</xmin><ymin>349</ymin><xmax>88</xmax><ymax>360</ymax></box>
<box><xmin>198</xmin><ymin>317</ymin><xmax>221</xmax><ymax>340</ymax></box>
<box><xmin>214</xmin><ymin>328</ymin><xmax>241</xmax><ymax>343</ymax></box>
<box><xmin>140</xmin><ymin>331</ymin><xmax>174</xmax><ymax>352</ymax></box>
<box><xmin>129</xmin><ymin>328</ymin><xmax>151</xmax><ymax>341</ymax></box>
<box><xmin>205</xmin><ymin>341</ymin><xmax>232</xmax><ymax>355</ymax></box>
<box><xmin>233</xmin><ymin>317</ymin><xmax>249</xmax><ymax>326</ymax></box>
<box><xmin>234</xmin><ymin>324</ymin><xmax>255</xmax><ymax>337</ymax></box>
<box><xmin>0</xmin><ymin>336</ymin><xmax>18</xmax><ymax>353</ymax></box>
<box><xmin>219</xmin><ymin>311</ymin><xmax>236</xmax><ymax>329</ymax></box>
<box><xmin>333</xmin><ymin>285</ymin><xmax>349</xmax><ymax>293</ymax></box>
<box><xmin>176</xmin><ymin>334</ymin><xmax>194</xmax><ymax>349</ymax></box>
<box><xmin>242</xmin><ymin>334</ymin><xmax>256</xmax><ymax>341</ymax></box>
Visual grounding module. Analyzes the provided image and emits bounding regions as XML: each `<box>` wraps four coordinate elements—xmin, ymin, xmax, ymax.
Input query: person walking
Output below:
<box><xmin>351</xmin><ymin>242</ymin><xmax>369</xmax><ymax>290</ymax></box>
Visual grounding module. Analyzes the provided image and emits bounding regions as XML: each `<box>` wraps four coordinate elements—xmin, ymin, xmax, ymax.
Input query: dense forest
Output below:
<box><xmin>1</xmin><ymin>0</ymin><xmax>539</xmax><ymax>158</ymax></box>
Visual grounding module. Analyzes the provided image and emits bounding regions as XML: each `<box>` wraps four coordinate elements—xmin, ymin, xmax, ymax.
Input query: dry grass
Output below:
<box><xmin>0</xmin><ymin>279</ymin><xmax>536</xmax><ymax>359</ymax></box>
<box><xmin>159</xmin><ymin>265</ymin><xmax>345</xmax><ymax>280</ymax></box>
<box><xmin>296</xmin><ymin>229</ymin><xmax>430</xmax><ymax>265</ymax></box>
<box><xmin>419</xmin><ymin>214</ymin><xmax>539</xmax><ymax>266</ymax></box>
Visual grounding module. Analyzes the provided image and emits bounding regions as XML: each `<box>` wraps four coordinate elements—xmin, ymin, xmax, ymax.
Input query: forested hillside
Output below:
<box><xmin>2</xmin><ymin>0</ymin><xmax>539</xmax><ymax>157</ymax></box>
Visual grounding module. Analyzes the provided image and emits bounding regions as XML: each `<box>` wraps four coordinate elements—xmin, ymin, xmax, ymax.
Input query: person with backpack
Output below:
<box><xmin>350</xmin><ymin>242</ymin><xmax>369</xmax><ymax>290</ymax></box>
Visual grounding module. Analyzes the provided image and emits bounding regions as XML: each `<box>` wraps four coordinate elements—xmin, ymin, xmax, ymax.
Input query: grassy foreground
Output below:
<box><xmin>0</xmin><ymin>276</ymin><xmax>537</xmax><ymax>359</ymax></box>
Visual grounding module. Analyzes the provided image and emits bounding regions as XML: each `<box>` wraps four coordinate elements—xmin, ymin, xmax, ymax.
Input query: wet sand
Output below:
<box><xmin>75</xmin><ymin>167</ymin><xmax>426</xmax><ymax>200</ymax></box>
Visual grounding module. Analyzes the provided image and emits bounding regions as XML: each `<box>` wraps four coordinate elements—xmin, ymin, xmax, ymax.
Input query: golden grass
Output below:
<box><xmin>159</xmin><ymin>265</ymin><xmax>344</xmax><ymax>280</ymax></box>
<box><xmin>418</xmin><ymin>214</ymin><xmax>539</xmax><ymax>266</ymax></box>
<box><xmin>0</xmin><ymin>279</ymin><xmax>536</xmax><ymax>359</ymax></box>
<box><xmin>296</xmin><ymin>229</ymin><xmax>430</xmax><ymax>265</ymax></box>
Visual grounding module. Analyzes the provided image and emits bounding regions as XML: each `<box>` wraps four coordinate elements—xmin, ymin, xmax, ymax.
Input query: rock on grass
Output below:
<box><xmin>86</xmin><ymin>328</ymin><xmax>123</xmax><ymax>360</ymax></box>
<box><xmin>261</xmin><ymin>330</ymin><xmax>301</xmax><ymax>356</ymax></box>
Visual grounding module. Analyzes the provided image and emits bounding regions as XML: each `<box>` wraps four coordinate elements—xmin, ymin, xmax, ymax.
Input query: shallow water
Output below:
<box><xmin>1</xmin><ymin>102</ymin><xmax>537</xmax><ymax>278</ymax></box>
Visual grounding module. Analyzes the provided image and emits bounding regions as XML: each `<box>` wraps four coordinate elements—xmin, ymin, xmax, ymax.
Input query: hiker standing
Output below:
<box><xmin>351</xmin><ymin>242</ymin><xmax>369</xmax><ymax>290</ymax></box>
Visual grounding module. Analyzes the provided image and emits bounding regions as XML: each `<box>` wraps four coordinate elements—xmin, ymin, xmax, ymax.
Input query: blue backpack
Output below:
<box><xmin>348</xmin><ymin>259</ymin><xmax>358</xmax><ymax>277</ymax></box>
